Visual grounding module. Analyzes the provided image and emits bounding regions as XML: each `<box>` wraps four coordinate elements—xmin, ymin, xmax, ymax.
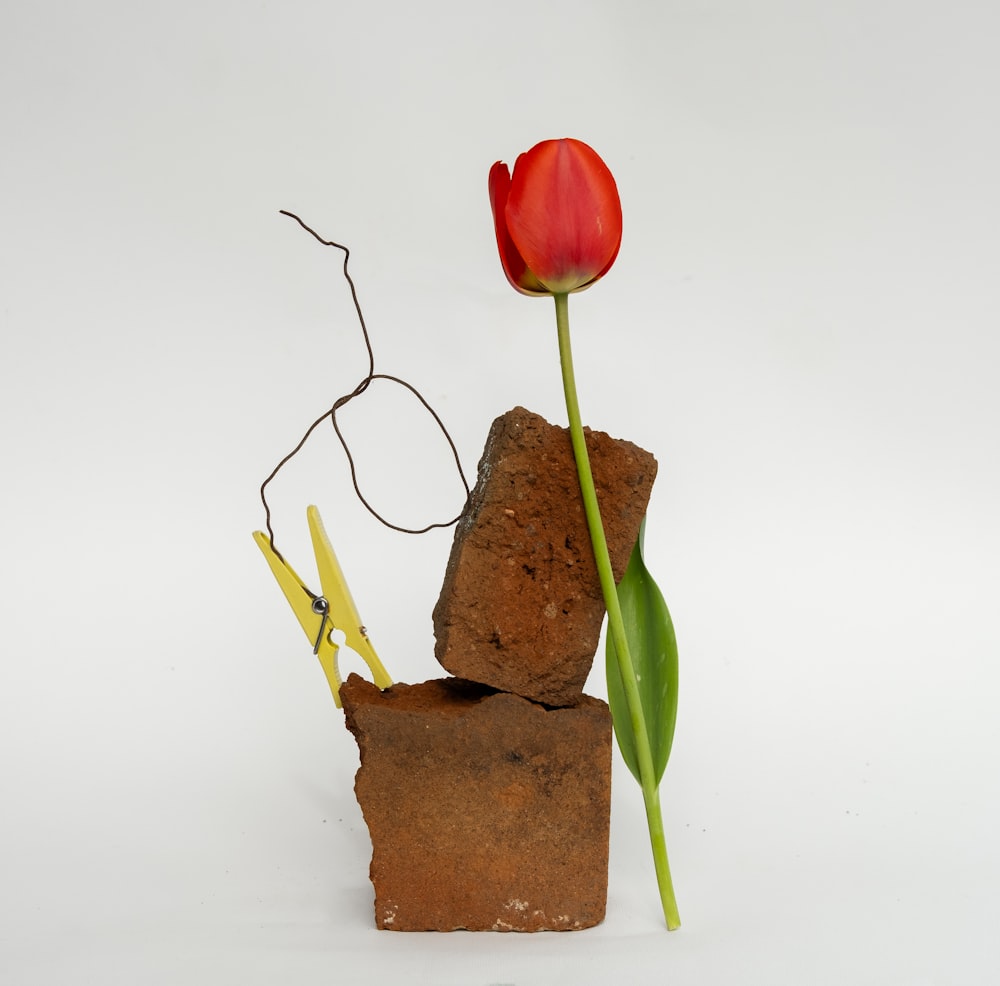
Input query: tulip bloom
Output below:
<box><xmin>489</xmin><ymin>138</ymin><xmax>622</xmax><ymax>296</ymax></box>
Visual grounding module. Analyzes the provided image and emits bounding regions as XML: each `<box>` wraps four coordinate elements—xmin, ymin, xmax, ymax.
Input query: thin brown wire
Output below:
<box><xmin>259</xmin><ymin>210</ymin><xmax>470</xmax><ymax>558</ymax></box>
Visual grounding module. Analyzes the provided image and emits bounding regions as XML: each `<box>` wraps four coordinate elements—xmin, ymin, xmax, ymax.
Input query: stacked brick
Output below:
<box><xmin>342</xmin><ymin>407</ymin><xmax>657</xmax><ymax>931</ymax></box>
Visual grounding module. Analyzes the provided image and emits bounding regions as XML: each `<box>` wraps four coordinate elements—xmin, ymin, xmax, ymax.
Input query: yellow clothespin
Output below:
<box><xmin>252</xmin><ymin>505</ymin><xmax>392</xmax><ymax>708</ymax></box>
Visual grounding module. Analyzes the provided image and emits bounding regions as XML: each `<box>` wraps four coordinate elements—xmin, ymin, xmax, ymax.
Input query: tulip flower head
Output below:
<box><xmin>489</xmin><ymin>138</ymin><xmax>622</xmax><ymax>296</ymax></box>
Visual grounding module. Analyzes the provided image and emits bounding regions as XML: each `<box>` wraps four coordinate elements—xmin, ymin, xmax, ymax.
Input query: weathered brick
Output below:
<box><xmin>341</xmin><ymin>673</ymin><xmax>612</xmax><ymax>932</ymax></box>
<box><xmin>432</xmin><ymin>406</ymin><xmax>657</xmax><ymax>706</ymax></box>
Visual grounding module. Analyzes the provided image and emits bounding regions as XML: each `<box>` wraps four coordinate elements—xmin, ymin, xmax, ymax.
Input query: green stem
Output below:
<box><xmin>554</xmin><ymin>292</ymin><xmax>680</xmax><ymax>930</ymax></box>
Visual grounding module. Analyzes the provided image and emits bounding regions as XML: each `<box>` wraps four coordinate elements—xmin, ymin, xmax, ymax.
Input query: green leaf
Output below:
<box><xmin>606</xmin><ymin>519</ymin><xmax>679</xmax><ymax>785</ymax></box>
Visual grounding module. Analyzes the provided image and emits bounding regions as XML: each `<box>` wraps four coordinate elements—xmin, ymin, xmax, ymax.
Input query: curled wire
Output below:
<box><xmin>259</xmin><ymin>210</ymin><xmax>470</xmax><ymax>557</ymax></box>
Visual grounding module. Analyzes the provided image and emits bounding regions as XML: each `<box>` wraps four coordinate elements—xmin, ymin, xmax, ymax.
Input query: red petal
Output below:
<box><xmin>488</xmin><ymin>161</ymin><xmax>548</xmax><ymax>296</ymax></box>
<box><xmin>505</xmin><ymin>139</ymin><xmax>622</xmax><ymax>294</ymax></box>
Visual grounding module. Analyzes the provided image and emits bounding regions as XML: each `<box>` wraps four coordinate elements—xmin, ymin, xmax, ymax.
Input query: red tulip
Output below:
<box><xmin>489</xmin><ymin>138</ymin><xmax>622</xmax><ymax>296</ymax></box>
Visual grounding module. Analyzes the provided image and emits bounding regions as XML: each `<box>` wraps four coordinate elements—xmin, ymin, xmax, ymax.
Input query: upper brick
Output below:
<box><xmin>432</xmin><ymin>406</ymin><xmax>656</xmax><ymax>706</ymax></box>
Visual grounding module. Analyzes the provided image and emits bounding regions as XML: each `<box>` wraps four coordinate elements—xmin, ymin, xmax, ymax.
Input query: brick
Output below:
<box><xmin>432</xmin><ymin>406</ymin><xmax>657</xmax><ymax>706</ymax></box>
<box><xmin>341</xmin><ymin>673</ymin><xmax>612</xmax><ymax>932</ymax></box>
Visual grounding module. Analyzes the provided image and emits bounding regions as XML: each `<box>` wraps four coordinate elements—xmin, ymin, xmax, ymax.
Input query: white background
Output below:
<box><xmin>3</xmin><ymin>1</ymin><xmax>998</xmax><ymax>983</ymax></box>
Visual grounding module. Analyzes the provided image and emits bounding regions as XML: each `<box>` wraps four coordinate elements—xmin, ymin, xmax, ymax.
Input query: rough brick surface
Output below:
<box><xmin>432</xmin><ymin>406</ymin><xmax>657</xmax><ymax>706</ymax></box>
<box><xmin>341</xmin><ymin>673</ymin><xmax>612</xmax><ymax>932</ymax></box>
